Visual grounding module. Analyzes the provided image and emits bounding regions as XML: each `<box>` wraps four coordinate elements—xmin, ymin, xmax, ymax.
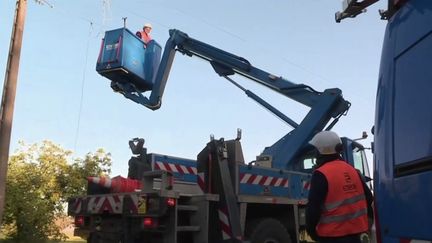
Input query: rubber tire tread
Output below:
<box><xmin>87</xmin><ymin>232</ymin><xmax>122</xmax><ymax>243</ymax></box>
<box><xmin>246</xmin><ymin>218</ymin><xmax>292</xmax><ymax>243</ymax></box>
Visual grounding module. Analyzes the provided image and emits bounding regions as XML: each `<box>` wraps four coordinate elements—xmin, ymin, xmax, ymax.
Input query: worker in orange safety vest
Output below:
<box><xmin>136</xmin><ymin>23</ymin><xmax>152</xmax><ymax>47</ymax></box>
<box><xmin>306</xmin><ymin>131</ymin><xmax>374</xmax><ymax>243</ymax></box>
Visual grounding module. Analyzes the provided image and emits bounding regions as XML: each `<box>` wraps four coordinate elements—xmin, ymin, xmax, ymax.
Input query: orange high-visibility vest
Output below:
<box><xmin>316</xmin><ymin>160</ymin><xmax>369</xmax><ymax>237</ymax></box>
<box><xmin>139</xmin><ymin>31</ymin><xmax>152</xmax><ymax>45</ymax></box>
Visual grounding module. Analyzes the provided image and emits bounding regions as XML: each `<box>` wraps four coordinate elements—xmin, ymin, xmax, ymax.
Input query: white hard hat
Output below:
<box><xmin>143</xmin><ymin>23</ymin><xmax>152</xmax><ymax>29</ymax></box>
<box><xmin>309</xmin><ymin>131</ymin><xmax>342</xmax><ymax>155</ymax></box>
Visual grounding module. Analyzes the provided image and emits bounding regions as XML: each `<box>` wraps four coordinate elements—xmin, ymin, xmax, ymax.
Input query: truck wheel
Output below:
<box><xmin>87</xmin><ymin>233</ymin><xmax>99</xmax><ymax>243</ymax></box>
<box><xmin>87</xmin><ymin>233</ymin><xmax>123</xmax><ymax>243</ymax></box>
<box><xmin>246</xmin><ymin>218</ymin><xmax>292</xmax><ymax>243</ymax></box>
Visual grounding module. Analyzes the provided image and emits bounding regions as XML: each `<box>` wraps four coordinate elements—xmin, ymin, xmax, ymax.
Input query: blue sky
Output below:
<box><xmin>1</xmin><ymin>0</ymin><xmax>387</xmax><ymax>176</ymax></box>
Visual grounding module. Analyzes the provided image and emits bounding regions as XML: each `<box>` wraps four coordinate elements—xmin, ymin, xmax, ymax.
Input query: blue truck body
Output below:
<box><xmin>374</xmin><ymin>0</ymin><xmax>432</xmax><ymax>242</ymax></box>
<box><xmin>150</xmin><ymin>153</ymin><xmax>197</xmax><ymax>184</ymax></box>
<box><xmin>150</xmin><ymin>152</ymin><xmax>310</xmax><ymax>198</ymax></box>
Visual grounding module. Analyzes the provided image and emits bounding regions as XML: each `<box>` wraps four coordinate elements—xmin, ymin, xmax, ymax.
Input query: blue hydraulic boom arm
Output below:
<box><xmin>113</xmin><ymin>29</ymin><xmax>351</xmax><ymax>170</ymax></box>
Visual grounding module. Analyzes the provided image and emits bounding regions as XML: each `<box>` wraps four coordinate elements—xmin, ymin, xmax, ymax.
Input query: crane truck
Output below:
<box><xmin>337</xmin><ymin>0</ymin><xmax>432</xmax><ymax>242</ymax></box>
<box><xmin>67</xmin><ymin>24</ymin><xmax>372</xmax><ymax>243</ymax></box>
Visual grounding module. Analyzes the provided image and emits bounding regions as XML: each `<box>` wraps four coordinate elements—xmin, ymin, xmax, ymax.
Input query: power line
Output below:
<box><xmin>35</xmin><ymin>0</ymin><xmax>53</xmax><ymax>8</ymax></box>
<box><xmin>73</xmin><ymin>22</ymin><xmax>93</xmax><ymax>152</ymax></box>
<box><xmin>101</xmin><ymin>0</ymin><xmax>112</xmax><ymax>26</ymax></box>
<box><xmin>116</xmin><ymin>3</ymin><xmax>342</xmax><ymax>93</ymax></box>
<box><xmin>33</xmin><ymin>0</ymin><xmax>103</xmax><ymax>27</ymax></box>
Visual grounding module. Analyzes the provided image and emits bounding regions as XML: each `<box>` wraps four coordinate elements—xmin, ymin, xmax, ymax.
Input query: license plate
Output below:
<box><xmin>137</xmin><ymin>196</ymin><xmax>147</xmax><ymax>214</ymax></box>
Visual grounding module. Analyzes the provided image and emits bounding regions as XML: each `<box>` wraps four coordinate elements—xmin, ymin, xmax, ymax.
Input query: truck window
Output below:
<box><xmin>303</xmin><ymin>158</ymin><xmax>316</xmax><ymax>170</ymax></box>
<box><xmin>353</xmin><ymin>147</ymin><xmax>367</xmax><ymax>174</ymax></box>
<box><xmin>352</xmin><ymin>146</ymin><xmax>372</xmax><ymax>188</ymax></box>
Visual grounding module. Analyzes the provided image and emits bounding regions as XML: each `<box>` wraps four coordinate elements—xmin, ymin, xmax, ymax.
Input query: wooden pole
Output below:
<box><xmin>0</xmin><ymin>0</ymin><xmax>27</xmax><ymax>225</ymax></box>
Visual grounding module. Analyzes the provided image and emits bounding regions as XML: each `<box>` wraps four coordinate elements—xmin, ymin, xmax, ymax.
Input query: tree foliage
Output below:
<box><xmin>1</xmin><ymin>140</ymin><xmax>112</xmax><ymax>242</ymax></box>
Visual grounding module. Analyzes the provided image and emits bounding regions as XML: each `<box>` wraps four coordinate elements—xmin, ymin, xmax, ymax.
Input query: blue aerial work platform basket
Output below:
<box><xmin>96</xmin><ymin>28</ymin><xmax>162</xmax><ymax>92</ymax></box>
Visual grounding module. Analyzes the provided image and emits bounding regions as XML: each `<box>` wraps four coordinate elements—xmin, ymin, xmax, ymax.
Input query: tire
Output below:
<box><xmin>246</xmin><ymin>218</ymin><xmax>292</xmax><ymax>243</ymax></box>
<box><xmin>87</xmin><ymin>232</ymin><xmax>123</xmax><ymax>243</ymax></box>
<box><xmin>87</xmin><ymin>233</ymin><xmax>99</xmax><ymax>243</ymax></box>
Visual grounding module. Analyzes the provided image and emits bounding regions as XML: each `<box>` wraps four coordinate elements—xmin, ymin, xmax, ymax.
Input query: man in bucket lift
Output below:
<box><xmin>136</xmin><ymin>23</ymin><xmax>152</xmax><ymax>47</ymax></box>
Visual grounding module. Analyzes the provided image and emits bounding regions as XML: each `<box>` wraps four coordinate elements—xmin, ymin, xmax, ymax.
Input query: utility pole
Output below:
<box><xmin>0</xmin><ymin>0</ymin><xmax>27</xmax><ymax>225</ymax></box>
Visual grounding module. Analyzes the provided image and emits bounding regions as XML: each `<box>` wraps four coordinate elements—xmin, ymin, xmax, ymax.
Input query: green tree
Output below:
<box><xmin>1</xmin><ymin>140</ymin><xmax>111</xmax><ymax>242</ymax></box>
